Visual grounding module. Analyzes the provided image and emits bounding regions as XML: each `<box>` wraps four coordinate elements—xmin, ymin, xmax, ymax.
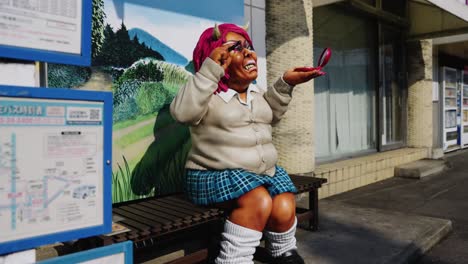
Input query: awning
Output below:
<box><xmin>313</xmin><ymin>0</ymin><xmax>468</xmax><ymax>44</ymax></box>
<box><xmin>426</xmin><ymin>0</ymin><xmax>468</xmax><ymax>22</ymax></box>
<box><xmin>409</xmin><ymin>0</ymin><xmax>468</xmax><ymax>44</ymax></box>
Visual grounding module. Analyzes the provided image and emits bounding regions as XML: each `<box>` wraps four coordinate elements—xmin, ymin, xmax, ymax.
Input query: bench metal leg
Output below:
<box><xmin>309</xmin><ymin>189</ymin><xmax>319</xmax><ymax>231</ymax></box>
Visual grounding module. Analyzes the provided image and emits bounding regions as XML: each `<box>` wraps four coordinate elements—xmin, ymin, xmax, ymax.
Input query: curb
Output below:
<box><xmin>387</xmin><ymin>219</ymin><xmax>453</xmax><ymax>264</ymax></box>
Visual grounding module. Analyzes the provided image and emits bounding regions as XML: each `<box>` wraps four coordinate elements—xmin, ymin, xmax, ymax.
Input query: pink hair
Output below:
<box><xmin>192</xmin><ymin>23</ymin><xmax>253</xmax><ymax>93</ymax></box>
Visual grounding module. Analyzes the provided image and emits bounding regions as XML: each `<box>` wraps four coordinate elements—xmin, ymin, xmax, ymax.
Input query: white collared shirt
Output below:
<box><xmin>217</xmin><ymin>83</ymin><xmax>260</xmax><ymax>110</ymax></box>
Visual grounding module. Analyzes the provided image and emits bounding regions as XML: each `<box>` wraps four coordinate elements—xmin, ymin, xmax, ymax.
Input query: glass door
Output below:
<box><xmin>378</xmin><ymin>25</ymin><xmax>405</xmax><ymax>150</ymax></box>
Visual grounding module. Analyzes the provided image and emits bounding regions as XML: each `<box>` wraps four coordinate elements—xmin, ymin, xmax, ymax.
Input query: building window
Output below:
<box><xmin>313</xmin><ymin>3</ymin><xmax>406</xmax><ymax>161</ymax></box>
<box><xmin>313</xmin><ymin>4</ymin><xmax>377</xmax><ymax>161</ymax></box>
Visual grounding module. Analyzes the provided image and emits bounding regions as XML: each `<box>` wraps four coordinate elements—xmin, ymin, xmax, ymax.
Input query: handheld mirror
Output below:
<box><xmin>295</xmin><ymin>47</ymin><xmax>332</xmax><ymax>72</ymax></box>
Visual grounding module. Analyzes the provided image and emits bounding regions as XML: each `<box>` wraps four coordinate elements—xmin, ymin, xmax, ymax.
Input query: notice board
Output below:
<box><xmin>0</xmin><ymin>85</ymin><xmax>112</xmax><ymax>255</ymax></box>
<box><xmin>0</xmin><ymin>0</ymin><xmax>92</xmax><ymax>66</ymax></box>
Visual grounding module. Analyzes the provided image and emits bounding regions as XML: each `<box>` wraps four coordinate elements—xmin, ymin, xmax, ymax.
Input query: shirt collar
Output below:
<box><xmin>217</xmin><ymin>83</ymin><xmax>260</xmax><ymax>104</ymax></box>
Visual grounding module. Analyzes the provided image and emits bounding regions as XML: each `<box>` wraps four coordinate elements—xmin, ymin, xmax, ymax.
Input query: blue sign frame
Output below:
<box><xmin>0</xmin><ymin>0</ymin><xmax>93</xmax><ymax>66</ymax></box>
<box><xmin>38</xmin><ymin>241</ymin><xmax>133</xmax><ymax>264</ymax></box>
<box><xmin>0</xmin><ymin>85</ymin><xmax>113</xmax><ymax>255</ymax></box>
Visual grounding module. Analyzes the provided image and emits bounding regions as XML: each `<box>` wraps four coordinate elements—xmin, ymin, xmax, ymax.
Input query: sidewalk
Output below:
<box><xmin>290</xmin><ymin>149</ymin><xmax>468</xmax><ymax>264</ymax></box>
<box><xmin>295</xmin><ymin>201</ymin><xmax>451</xmax><ymax>264</ymax></box>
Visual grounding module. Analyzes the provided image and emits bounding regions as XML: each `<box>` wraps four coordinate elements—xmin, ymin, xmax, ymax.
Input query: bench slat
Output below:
<box><xmin>139</xmin><ymin>202</ymin><xmax>201</xmax><ymax>224</ymax></box>
<box><xmin>158</xmin><ymin>197</ymin><xmax>217</xmax><ymax>218</ymax></box>
<box><xmin>111</xmin><ymin>213</ymin><xmax>151</xmax><ymax>232</ymax></box>
<box><xmin>118</xmin><ymin>205</ymin><xmax>175</xmax><ymax>227</ymax></box>
<box><xmin>129</xmin><ymin>203</ymin><xmax>183</xmax><ymax>223</ymax></box>
<box><xmin>132</xmin><ymin>204</ymin><xmax>193</xmax><ymax>226</ymax></box>
<box><xmin>165</xmin><ymin>196</ymin><xmax>220</xmax><ymax>214</ymax></box>
<box><xmin>150</xmin><ymin>199</ymin><xmax>204</xmax><ymax>217</ymax></box>
<box><xmin>145</xmin><ymin>199</ymin><xmax>201</xmax><ymax>220</ymax></box>
<box><xmin>113</xmin><ymin>208</ymin><xmax>166</xmax><ymax>232</ymax></box>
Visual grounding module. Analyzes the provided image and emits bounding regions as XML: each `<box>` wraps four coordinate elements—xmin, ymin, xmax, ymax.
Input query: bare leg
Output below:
<box><xmin>214</xmin><ymin>186</ymin><xmax>272</xmax><ymax>264</ymax></box>
<box><xmin>264</xmin><ymin>192</ymin><xmax>304</xmax><ymax>263</ymax></box>
<box><xmin>229</xmin><ymin>186</ymin><xmax>273</xmax><ymax>231</ymax></box>
<box><xmin>266</xmin><ymin>192</ymin><xmax>296</xmax><ymax>232</ymax></box>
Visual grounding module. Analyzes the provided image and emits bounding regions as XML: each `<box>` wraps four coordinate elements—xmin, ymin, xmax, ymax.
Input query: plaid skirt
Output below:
<box><xmin>185</xmin><ymin>166</ymin><xmax>297</xmax><ymax>206</ymax></box>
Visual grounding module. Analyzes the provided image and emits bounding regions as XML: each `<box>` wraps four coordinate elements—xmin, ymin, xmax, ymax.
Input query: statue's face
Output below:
<box><xmin>225</xmin><ymin>32</ymin><xmax>258</xmax><ymax>92</ymax></box>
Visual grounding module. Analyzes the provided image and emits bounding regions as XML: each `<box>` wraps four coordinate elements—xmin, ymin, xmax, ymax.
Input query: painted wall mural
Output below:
<box><xmin>47</xmin><ymin>0</ymin><xmax>244</xmax><ymax>203</ymax></box>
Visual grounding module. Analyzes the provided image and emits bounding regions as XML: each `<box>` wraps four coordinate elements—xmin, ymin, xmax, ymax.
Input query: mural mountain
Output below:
<box><xmin>128</xmin><ymin>28</ymin><xmax>189</xmax><ymax>66</ymax></box>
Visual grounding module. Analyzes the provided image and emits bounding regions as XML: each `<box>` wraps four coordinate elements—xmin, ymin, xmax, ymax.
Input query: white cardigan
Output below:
<box><xmin>170</xmin><ymin>58</ymin><xmax>293</xmax><ymax>176</ymax></box>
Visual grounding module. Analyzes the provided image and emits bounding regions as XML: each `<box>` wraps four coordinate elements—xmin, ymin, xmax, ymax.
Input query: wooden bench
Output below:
<box><xmin>68</xmin><ymin>175</ymin><xmax>326</xmax><ymax>263</ymax></box>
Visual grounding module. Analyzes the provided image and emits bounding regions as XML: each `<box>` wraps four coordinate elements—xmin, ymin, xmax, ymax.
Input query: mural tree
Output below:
<box><xmin>94</xmin><ymin>22</ymin><xmax>164</xmax><ymax>67</ymax></box>
<box><xmin>92</xmin><ymin>0</ymin><xmax>106</xmax><ymax>59</ymax></box>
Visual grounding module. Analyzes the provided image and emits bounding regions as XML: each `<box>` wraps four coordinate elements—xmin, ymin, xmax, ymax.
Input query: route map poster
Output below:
<box><xmin>0</xmin><ymin>97</ymin><xmax>104</xmax><ymax>246</ymax></box>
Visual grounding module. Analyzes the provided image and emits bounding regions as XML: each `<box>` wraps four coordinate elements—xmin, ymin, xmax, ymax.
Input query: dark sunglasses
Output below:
<box><xmin>227</xmin><ymin>40</ymin><xmax>254</xmax><ymax>52</ymax></box>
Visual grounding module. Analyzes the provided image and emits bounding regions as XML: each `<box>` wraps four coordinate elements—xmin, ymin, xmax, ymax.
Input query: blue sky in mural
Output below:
<box><xmin>105</xmin><ymin>0</ymin><xmax>244</xmax><ymax>61</ymax></box>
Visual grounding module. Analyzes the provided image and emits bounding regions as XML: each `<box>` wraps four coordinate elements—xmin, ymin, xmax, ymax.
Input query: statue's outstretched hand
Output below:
<box><xmin>282</xmin><ymin>67</ymin><xmax>325</xmax><ymax>86</ymax></box>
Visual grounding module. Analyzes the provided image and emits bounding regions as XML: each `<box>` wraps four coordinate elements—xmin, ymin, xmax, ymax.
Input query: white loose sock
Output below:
<box><xmin>264</xmin><ymin>217</ymin><xmax>298</xmax><ymax>257</ymax></box>
<box><xmin>215</xmin><ymin>219</ymin><xmax>263</xmax><ymax>264</ymax></box>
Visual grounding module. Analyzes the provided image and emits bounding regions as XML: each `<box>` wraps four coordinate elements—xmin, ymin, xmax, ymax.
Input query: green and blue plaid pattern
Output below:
<box><xmin>185</xmin><ymin>166</ymin><xmax>297</xmax><ymax>205</ymax></box>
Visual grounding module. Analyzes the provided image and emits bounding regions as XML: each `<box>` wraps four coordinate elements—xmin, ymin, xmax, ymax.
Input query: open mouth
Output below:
<box><xmin>244</xmin><ymin>60</ymin><xmax>257</xmax><ymax>72</ymax></box>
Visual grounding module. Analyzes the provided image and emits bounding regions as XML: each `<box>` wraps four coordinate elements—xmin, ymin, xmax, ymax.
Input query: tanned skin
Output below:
<box><xmin>208</xmin><ymin>32</ymin><xmax>320</xmax><ymax>232</ymax></box>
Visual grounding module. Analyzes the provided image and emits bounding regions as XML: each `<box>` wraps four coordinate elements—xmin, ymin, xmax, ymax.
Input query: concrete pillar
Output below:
<box><xmin>265</xmin><ymin>0</ymin><xmax>315</xmax><ymax>174</ymax></box>
<box><xmin>407</xmin><ymin>39</ymin><xmax>434</xmax><ymax>153</ymax></box>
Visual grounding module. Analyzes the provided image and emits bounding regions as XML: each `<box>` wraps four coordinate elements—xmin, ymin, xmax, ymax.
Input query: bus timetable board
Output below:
<box><xmin>0</xmin><ymin>0</ymin><xmax>92</xmax><ymax>66</ymax></box>
<box><xmin>0</xmin><ymin>85</ymin><xmax>112</xmax><ymax>255</ymax></box>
